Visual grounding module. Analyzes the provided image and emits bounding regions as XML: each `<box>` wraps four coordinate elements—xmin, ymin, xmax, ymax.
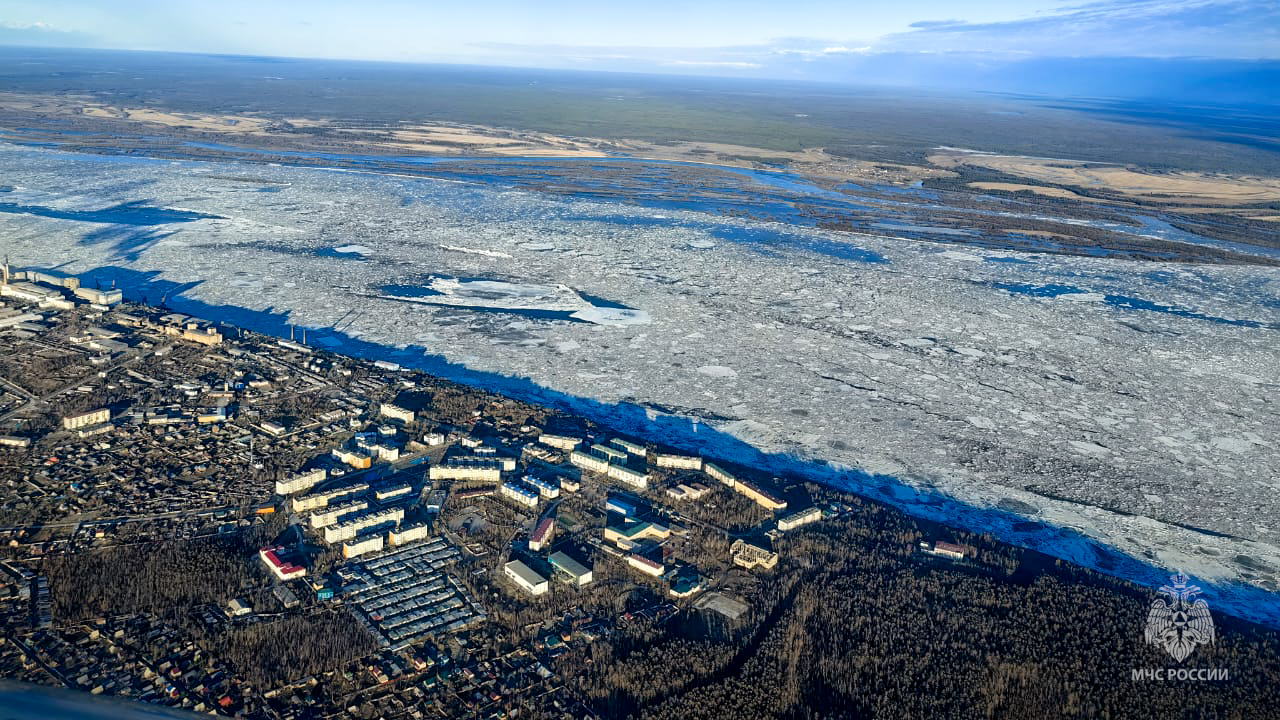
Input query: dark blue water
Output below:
<box><xmin>992</xmin><ymin>282</ymin><xmax>1273</xmax><ymax>328</ymax></box>
<box><xmin>0</xmin><ymin>199</ymin><xmax>219</xmax><ymax>225</ymax></box>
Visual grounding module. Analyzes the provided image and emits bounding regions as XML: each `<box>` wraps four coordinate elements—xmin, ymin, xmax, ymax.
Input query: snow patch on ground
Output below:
<box><xmin>438</xmin><ymin>244</ymin><xmax>513</xmax><ymax>258</ymax></box>
<box><xmin>697</xmin><ymin>365</ymin><xmax>738</xmax><ymax>378</ymax></box>
<box><xmin>332</xmin><ymin>244</ymin><xmax>373</xmax><ymax>255</ymax></box>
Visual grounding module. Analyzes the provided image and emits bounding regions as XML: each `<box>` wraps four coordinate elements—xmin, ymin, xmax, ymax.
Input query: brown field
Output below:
<box><xmin>932</xmin><ymin>150</ymin><xmax>1280</xmax><ymax>206</ymax></box>
<box><xmin>0</xmin><ymin>92</ymin><xmax>948</xmax><ymax>185</ymax></box>
<box><xmin>968</xmin><ymin>182</ymin><xmax>1097</xmax><ymax>201</ymax></box>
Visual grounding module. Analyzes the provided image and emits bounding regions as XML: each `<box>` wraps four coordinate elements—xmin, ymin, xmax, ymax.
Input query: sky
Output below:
<box><xmin>0</xmin><ymin>0</ymin><xmax>1276</xmax><ymax>80</ymax></box>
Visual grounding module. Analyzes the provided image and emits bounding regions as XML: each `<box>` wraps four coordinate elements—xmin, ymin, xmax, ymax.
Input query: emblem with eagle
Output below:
<box><xmin>1145</xmin><ymin>573</ymin><xmax>1215</xmax><ymax>662</ymax></box>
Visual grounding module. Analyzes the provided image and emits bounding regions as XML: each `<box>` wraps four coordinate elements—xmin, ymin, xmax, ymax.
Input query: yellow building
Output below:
<box><xmin>62</xmin><ymin>408</ymin><xmax>110</xmax><ymax>431</ymax></box>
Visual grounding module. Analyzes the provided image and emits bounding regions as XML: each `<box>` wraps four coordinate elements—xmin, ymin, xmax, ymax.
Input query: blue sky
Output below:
<box><xmin>1</xmin><ymin>0</ymin><xmax>1276</xmax><ymax>78</ymax></box>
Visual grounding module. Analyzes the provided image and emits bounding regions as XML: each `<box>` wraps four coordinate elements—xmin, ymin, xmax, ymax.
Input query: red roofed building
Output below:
<box><xmin>626</xmin><ymin>553</ymin><xmax>665</xmax><ymax>577</ymax></box>
<box><xmin>932</xmin><ymin>541</ymin><xmax>966</xmax><ymax>560</ymax></box>
<box><xmin>258</xmin><ymin>546</ymin><xmax>307</xmax><ymax>580</ymax></box>
<box><xmin>529</xmin><ymin>517</ymin><xmax>556</xmax><ymax>552</ymax></box>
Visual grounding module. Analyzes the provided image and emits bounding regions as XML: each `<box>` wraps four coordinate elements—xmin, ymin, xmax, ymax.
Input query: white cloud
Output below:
<box><xmin>662</xmin><ymin>60</ymin><xmax>762</xmax><ymax>69</ymax></box>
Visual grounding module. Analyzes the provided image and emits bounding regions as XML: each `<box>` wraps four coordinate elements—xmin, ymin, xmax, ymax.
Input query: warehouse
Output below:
<box><xmin>549</xmin><ymin>551</ymin><xmax>593</xmax><ymax>586</ymax></box>
<box><xmin>503</xmin><ymin>560</ymin><xmax>549</xmax><ymax>596</ymax></box>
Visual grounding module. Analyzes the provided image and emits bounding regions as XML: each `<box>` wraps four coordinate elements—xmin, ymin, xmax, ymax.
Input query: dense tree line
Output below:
<box><xmin>536</xmin><ymin>491</ymin><xmax>1280</xmax><ymax>719</ymax></box>
<box><xmin>207</xmin><ymin>611</ymin><xmax>378</xmax><ymax>689</ymax></box>
<box><xmin>45</xmin><ymin>536</ymin><xmax>264</xmax><ymax>622</ymax></box>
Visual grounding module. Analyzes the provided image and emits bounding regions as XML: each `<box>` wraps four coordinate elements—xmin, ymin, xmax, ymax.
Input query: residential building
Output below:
<box><xmin>609</xmin><ymin>438</ymin><xmax>646</xmax><ymax>456</ymax></box>
<box><xmin>275</xmin><ymin>468</ymin><xmax>327</xmax><ymax>496</ymax></box>
<box><xmin>606</xmin><ymin>463</ymin><xmax>649</xmax><ymax>490</ymax></box>
<box><xmin>529</xmin><ymin>517</ymin><xmax>555</xmax><ymax>552</ymax></box>
<box><xmin>655</xmin><ymin>453</ymin><xmax>703</xmax><ymax>470</ymax></box>
<box><xmin>62</xmin><ymin>408</ymin><xmax>110</xmax><ymax>431</ymax></box>
<box><xmin>537</xmin><ymin>434</ymin><xmax>581</xmax><ymax>451</ymax></box>
<box><xmin>343</xmin><ymin>535</ymin><xmax>384</xmax><ymax>559</ymax></box>
<box><xmin>380</xmin><ymin>403</ymin><xmax>415</xmax><ymax>424</ymax></box>
<box><xmin>499</xmin><ymin>482</ymin><xmax>539</xmax><ymax>508</ymax></box>
<box><xmin>778</xmin><ymin>507</ymin><xmax>822</xmax><ymax>532</ymax></box>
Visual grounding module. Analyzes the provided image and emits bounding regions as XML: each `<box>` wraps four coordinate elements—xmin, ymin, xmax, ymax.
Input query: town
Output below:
<box><xmin>0</xmin><ymin>263</ymin><xmax>972</xmax><ymax>719</ymax></box>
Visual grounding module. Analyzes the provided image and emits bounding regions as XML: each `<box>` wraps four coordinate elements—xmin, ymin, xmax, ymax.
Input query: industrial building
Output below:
<box><xmin>499</xmin><ymin>482</ymin><xmax>540</xmax><ymax>509</ymax></box>
<box><xmin>529</xmin><ymin>517</ymin><xmax>555</xmax><ymax>552</ymax></box>
<box><xmin>549</xmin><ymin>551</ymin><xmax>593</xmax><ymax>586</ymax></box>
<box><xmin>62</xmin><ymin>408</ymin><xmax>110</xmax><ymax>431</ymax></box>
<box><xmin>181</xmin><ymin>325</ymin><xmax>222</xmax><ymax>346</ymax></box>
<box><xmin>778</xmin><ymin>507</ymin><xmax>822</xmax><ymax>531</ymax></box>
<box><xmin>275</xmin><ymin>468</ymin><xmax>327</xmax><ymax>496</ymax></box>
<box><xmin>503</xmin><ymin>560</ymin><xmax>549</xmax><ymax>596</ymax></box>
<box><xmin>71</xmin><ymin>286</ymin><xmax>124</xmax><ymax>306</ymax></box>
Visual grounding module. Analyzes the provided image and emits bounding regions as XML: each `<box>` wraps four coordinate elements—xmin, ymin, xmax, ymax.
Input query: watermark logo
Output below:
<box><xmin>1144</xmin><ymin>573</ymin><xmax>1215</xmax><ymax>663</ymax></box>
